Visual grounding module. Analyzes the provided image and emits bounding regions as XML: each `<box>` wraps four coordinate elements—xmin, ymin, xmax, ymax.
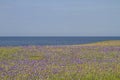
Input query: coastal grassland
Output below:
<box><xmin>78</xmin><ymin>40</ymin><xmax>120</xmax><ymax>46</ymax></box>
<box><xmin>0</xmin><ymin>40</ymin><xmax>120</xmax><ymax>80</ymax></box>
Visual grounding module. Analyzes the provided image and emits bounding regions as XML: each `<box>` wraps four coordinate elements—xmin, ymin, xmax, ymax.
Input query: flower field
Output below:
<box><xmin>0</xmin><ymin>40</ymin><xmax>120</xmax><ymax>80</ymax></box>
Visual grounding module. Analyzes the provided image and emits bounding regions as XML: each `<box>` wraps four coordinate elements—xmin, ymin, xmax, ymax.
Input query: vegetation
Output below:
<box><xmin>0</xmin><ymin>40</ymin><xmax>120</xmax><ymax>80</ymax></box>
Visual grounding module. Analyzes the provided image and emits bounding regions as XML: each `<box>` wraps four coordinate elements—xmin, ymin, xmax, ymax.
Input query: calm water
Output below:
<box><xmin>0</xmin><ymin>37</ymin><xmax>120</xmax><ymax>46</ymax></box>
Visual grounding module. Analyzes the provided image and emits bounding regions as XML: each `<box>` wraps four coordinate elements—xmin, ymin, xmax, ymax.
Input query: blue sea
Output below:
<box><xmin>0</xmin><ymin>37</ymin><xmax>120</xmax><ymax>46</ymax></box>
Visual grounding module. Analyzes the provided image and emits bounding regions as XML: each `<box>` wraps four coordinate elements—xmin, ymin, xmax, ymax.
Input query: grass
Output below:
<box><xmin>0</xmin><ymin>40</ymin><xmax>120</xmax><ymax>80</ymax></box>
<box><xmin>79</xmin><ymin>40</ymin><xmax>120</xmax><ymax>46</ymax></box>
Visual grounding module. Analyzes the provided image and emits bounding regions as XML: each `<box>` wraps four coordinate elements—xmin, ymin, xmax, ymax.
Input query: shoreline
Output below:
<box><xmin>0</xmin><ymin>40</ymin><xmax>120</xmax><ymax>47</ymax></box>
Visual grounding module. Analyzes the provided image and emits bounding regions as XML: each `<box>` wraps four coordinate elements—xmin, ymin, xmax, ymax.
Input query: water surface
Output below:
<box><xmin>0</xmin><ymin>37</ymin><xmax>120</xmax><ymax>46</ymax></box>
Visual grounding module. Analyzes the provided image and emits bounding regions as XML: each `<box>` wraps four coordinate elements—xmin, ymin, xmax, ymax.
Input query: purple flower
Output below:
<box><xmin>0</xmin><ymin>67</ymin><xmax>4</xmax><ymax>71</ymax></box>
<box><xmin>52</xmin><ymin>68</ymin><xmax>60</xmax><ymax>74</ymax></box>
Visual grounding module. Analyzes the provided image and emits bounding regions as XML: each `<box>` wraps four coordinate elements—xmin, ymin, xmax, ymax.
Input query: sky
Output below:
<box><xmin>0</xmin><ymin>0</ymin><xmax>120</xmax><ymax>36</ymax></box>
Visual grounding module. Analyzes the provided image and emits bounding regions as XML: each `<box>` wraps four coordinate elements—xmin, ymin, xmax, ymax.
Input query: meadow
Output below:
<box><xmin>0</xmin><ymin>40</ymin><xmax>120</xmax><ymax>80</ymax></box>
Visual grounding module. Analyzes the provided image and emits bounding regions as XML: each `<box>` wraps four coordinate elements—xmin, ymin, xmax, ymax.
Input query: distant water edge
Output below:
<box><xmin>0</xmin><ymin>37</ymin><xmax>120</xmax><ymax>46</ymax></box>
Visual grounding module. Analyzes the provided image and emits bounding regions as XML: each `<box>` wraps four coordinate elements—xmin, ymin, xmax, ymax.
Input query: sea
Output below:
<box><xmin>0</xmin><ymin>37</ymin><xmax>120</xmax><ymax>46</ymax></box>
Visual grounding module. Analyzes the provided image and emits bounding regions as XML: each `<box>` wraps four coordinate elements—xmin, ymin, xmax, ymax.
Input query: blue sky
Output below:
<box><xmin>0</xmin><ymin>0</ymin><xmax>120</xmax><ymax>36</ymax></box>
